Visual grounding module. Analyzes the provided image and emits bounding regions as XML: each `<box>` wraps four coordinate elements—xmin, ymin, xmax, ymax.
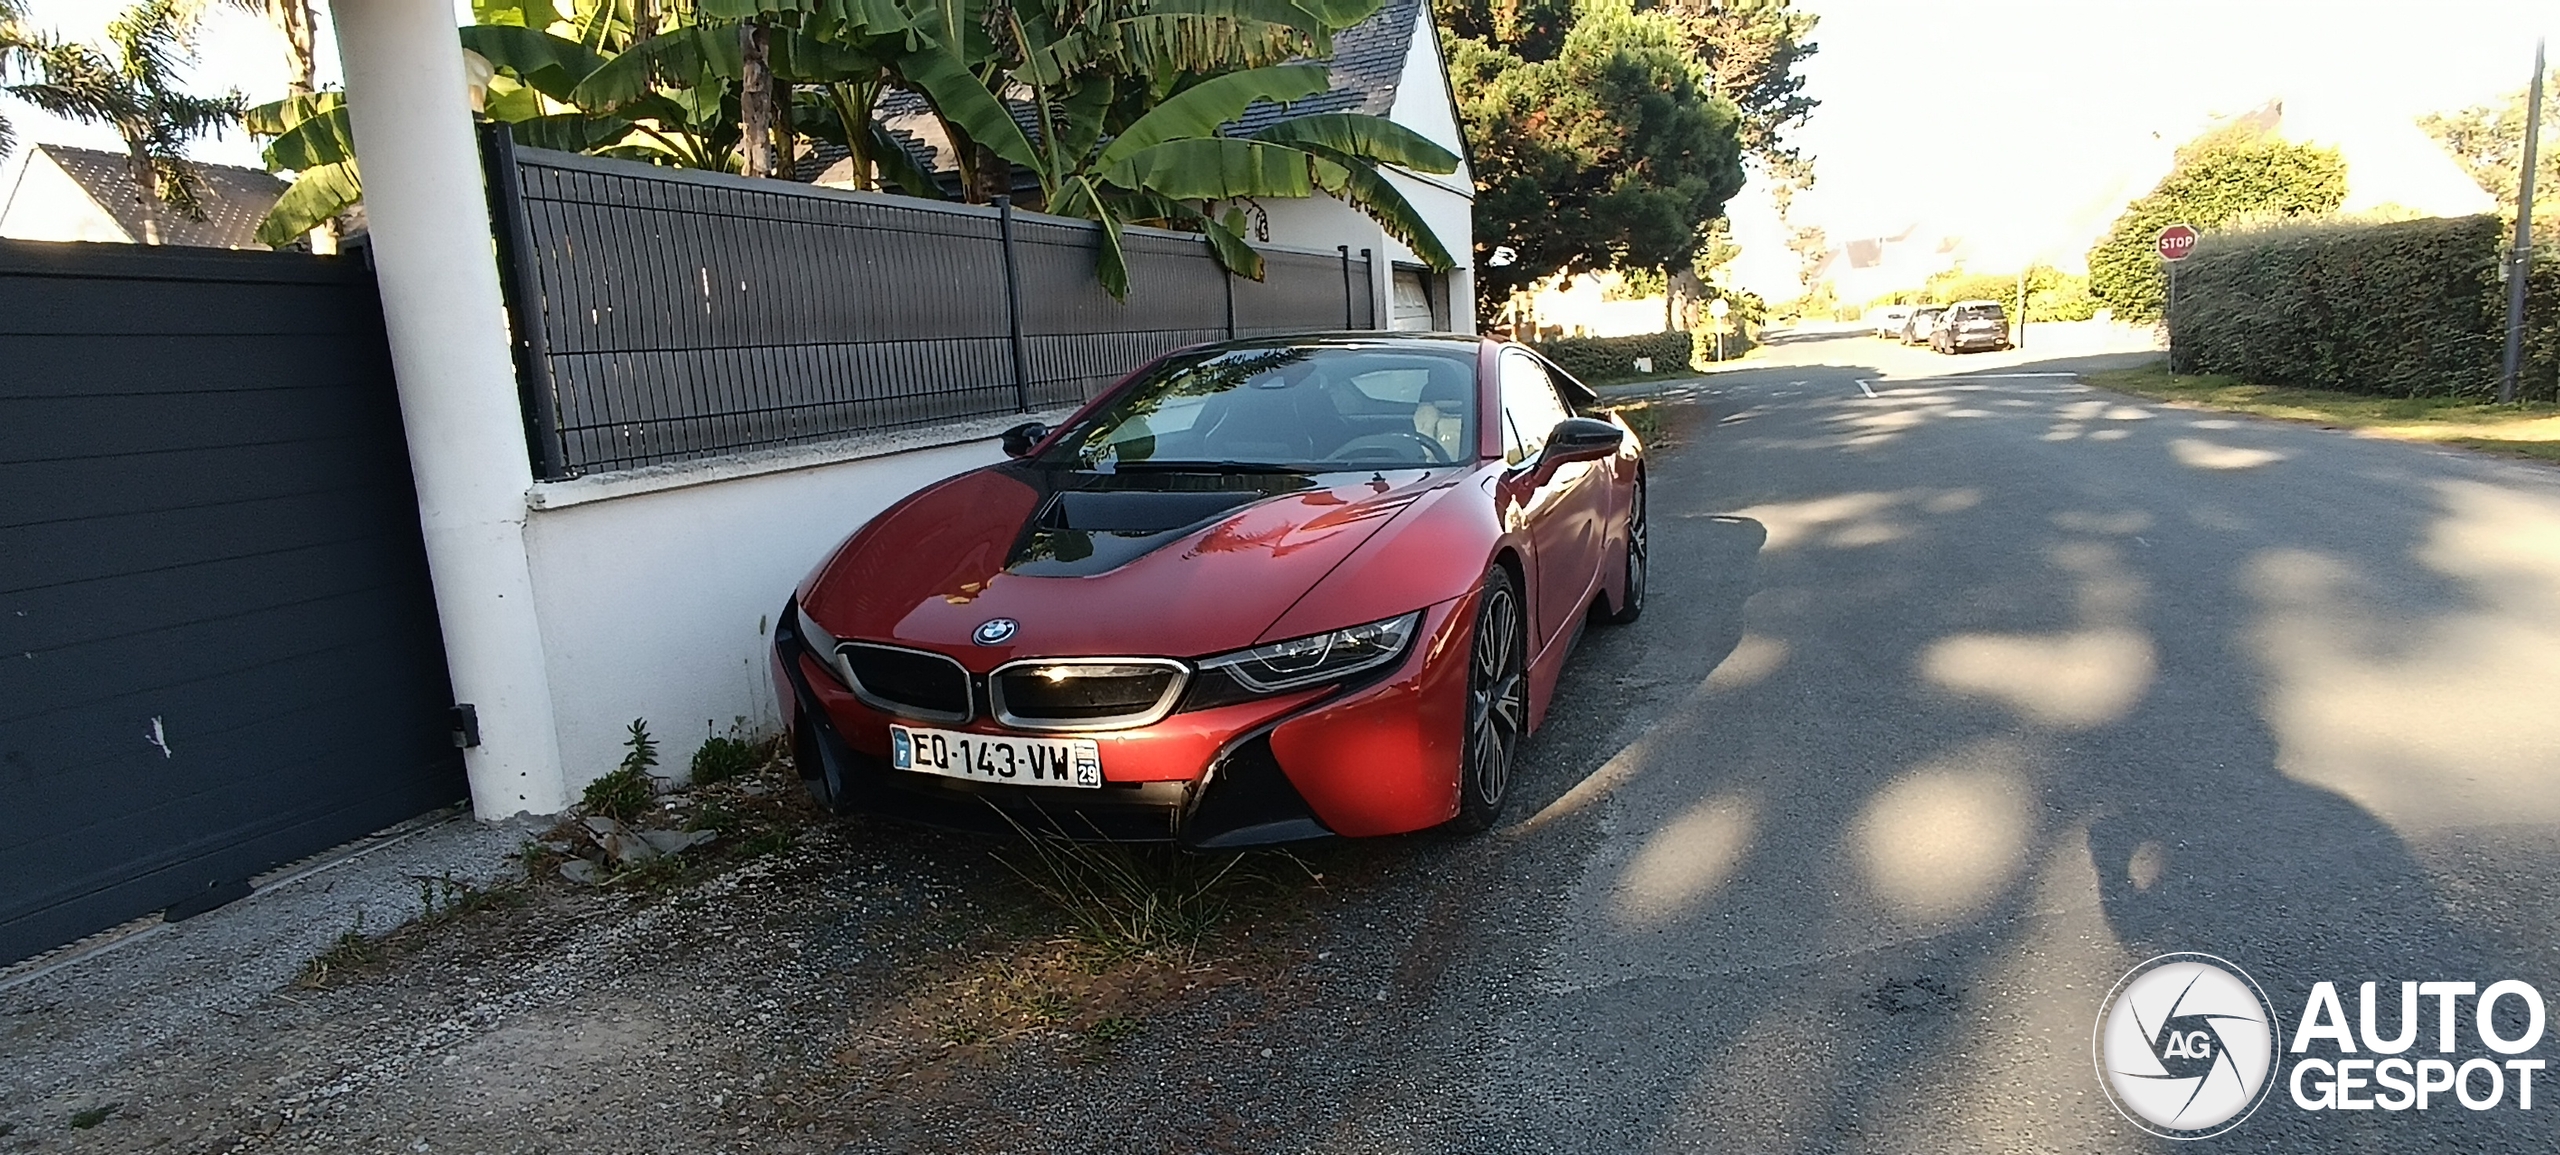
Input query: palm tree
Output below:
<box><xmin>0</xmin><ymin>0</ymin><xmax>33</xmax><ymax>158</ymax></box>
<box><xmin>3</xmin><ymin>0</ymin><xmax>244</xmax><ymax>245</ymax></box>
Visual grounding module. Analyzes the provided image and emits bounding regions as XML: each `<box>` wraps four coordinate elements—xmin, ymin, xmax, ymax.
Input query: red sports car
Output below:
<box><xmin>772</xmin><ymin>333</ymin><xmax>1647</xmax><ymax>846</ymax></box>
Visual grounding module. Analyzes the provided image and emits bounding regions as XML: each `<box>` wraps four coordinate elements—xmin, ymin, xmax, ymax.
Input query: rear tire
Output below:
<box><xmin>1603</xmin><ymin>474</ymin><xmax>1646</xmax><ymax>625</ymax></box>
<box><xmin>1448</xmin><ymin>566</ymin><xmax>1527</xmax><ymax>835</ymax></box>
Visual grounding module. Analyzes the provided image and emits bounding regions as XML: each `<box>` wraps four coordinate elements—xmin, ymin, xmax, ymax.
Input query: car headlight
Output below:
<box><xmin>794</xmin><ymin>601</ymin><xmax>849</xmax><ymax>685</ymax></box>
<box><xmin>1196</xmin><ymin>611</ymin><xmax>1422</xmax><ymax>694</ymax></box>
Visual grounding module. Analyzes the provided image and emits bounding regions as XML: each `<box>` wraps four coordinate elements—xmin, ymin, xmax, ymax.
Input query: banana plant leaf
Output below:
<box><xmin>770</xmin><ymin>27</ymin><xmax>895</xmax><ymax>81</ymax></box>
<box><xmin>1053</xmin><ymin>174</ymin><xmax>1130</xmax><ymax>298</ymax></box>
<box><xmin>698</xmin><ymin>0</ymin><xmax>920</xmax><ymax>32</ymax></box>
<box><xmin>1099</xmin><ymin>136</ymin><xmax>1313</xmax><ymax>200</ymax></box>
<box><xmin>893</xmin><ymin>41</ymin><xmax>1039</xmax><ymax>172</ymax></box>
<box><xmin>507</xmin><ymin>112</ymin><xmax>638</xmax><ymax>152</ymax></box>
<box><xmin>469</xmin><ymin>0</ymin><xmax>557</xmax><ymax>27</ymax></box>
<box><xmin>569</xmin><ymin>25</ymin><xmax>745</xmax><ymax>111</ymax></box>
<box><xmin>1204</xmin><ymin>205</ymin><xmax>1263</xmax><ymax>279</ymax></box>
<box><xmin>1299</xmin><ymin>144</ymin><xmax>1453</xmax><ymax>269</ymax></box>
<box><xmin>1247</xmin><ymin>112</ymin><xmax>1456</xmax><ymax>174</ymax></box>
<box><xmin>254</xmin><ymin>160</ymin><xmax>360</xmax><ymax>248</ymax></box>
<box><xmin>456</xmin><ymin>25</ymin><xmax>609</xmax><ymax>102</ymax></box>
<box><xmin>258</xmin><ymin>102</ymin><xmax>358</xmax><ymax>172</ymax></box>
<box><xmin>1092</xmin><ymin>63</ymin><xmax>1327</xmax><ymax>169</ymax></box>
<box><xmin>242</xmin><ymin>90</ymin><xmax>341</xmax><ymax>138</ymax></box>
<box><xmin>868</xmin><ymin>120</ymin><xmax>944</xmax><ymax>196</ymax></box>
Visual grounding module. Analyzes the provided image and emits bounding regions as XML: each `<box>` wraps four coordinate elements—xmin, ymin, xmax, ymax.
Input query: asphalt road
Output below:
<box><xmin>1297</xmin><ymin>326</ymin><xmax>2560</xmax><ymax>1153</ymax></box>
<box><xmin>15</xmin><ymin>324</ymin><xmax>2560</xmax><ymax>1154</ymax></box>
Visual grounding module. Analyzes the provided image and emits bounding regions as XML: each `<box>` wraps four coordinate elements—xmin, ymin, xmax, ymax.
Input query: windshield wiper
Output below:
<box><xmin>1104</xmin><ymin>460</ymin><xmax>1320</xmax><ymax>474</ymax></box>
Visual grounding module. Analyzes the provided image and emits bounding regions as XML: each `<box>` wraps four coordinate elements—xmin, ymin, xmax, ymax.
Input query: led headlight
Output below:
<box><xmin>1197</xmin><ymin>611</ymin><xmax>1422</xmax><ymax>694</ymax></box>
<box><xmin>794</xmin><ymin>601</ymin><xmax>849</xmax><ymax>685</ymax></box>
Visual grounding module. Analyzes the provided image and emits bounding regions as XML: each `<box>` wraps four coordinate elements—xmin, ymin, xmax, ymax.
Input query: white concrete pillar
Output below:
<box><xmin>329</xmin><ymin>0</ymin><xmax>568</xmax><ymax>816</ymax></box>
<box><xmin>1451</xmin><ymin>266</ymin><xmax>1477</xmax><ymax>333</ymax></box>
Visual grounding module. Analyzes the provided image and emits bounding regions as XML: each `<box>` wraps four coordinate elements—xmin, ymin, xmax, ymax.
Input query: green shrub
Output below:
<box><xmin>2523</xmin><ymin>244</ymin><xmax>2560</xmax><ymax>401</ymax></box>
<box><xmin>2170</xmin><ymin>214</ymin><xmax>2501</xmax><ymax>397</ymax></box>
<box><xmin>689</xmin><ymin>728</ymin><xmax>762</xmax><ymax>786</ymax></box>
<box><xmin>1538</xmin><ymin>330</ymin><xmax>1694</xmax><ymax>384</ymax></box>
<box><xmin>2088</xmin><ymin>134</ymin><xmax>2347</xmax><ymax>321</ymax></box>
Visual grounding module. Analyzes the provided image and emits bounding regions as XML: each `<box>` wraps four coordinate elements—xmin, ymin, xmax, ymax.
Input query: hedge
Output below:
<box><xmin>1538</xmin><ymin>331</ymin><xmax>1694</xmax><ymax>382</ymax></box>
<box><xmin>2168</xmin><ymin>214</ymin><xmax>2504</xmax><ymax>397</ymax></box>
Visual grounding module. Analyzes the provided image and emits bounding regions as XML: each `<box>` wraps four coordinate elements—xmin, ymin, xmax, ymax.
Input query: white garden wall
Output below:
<box><xmin>517</xmin><ymin>414</ymin><xmax>1055</xmax><ymax>797</ymax></box>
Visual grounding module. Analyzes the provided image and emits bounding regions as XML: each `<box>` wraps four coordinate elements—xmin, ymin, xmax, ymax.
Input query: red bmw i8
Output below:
<box><xmin>772</xmin><ymin>333</ymin><xmax>1647</xmax><ymax>846</ymax></box>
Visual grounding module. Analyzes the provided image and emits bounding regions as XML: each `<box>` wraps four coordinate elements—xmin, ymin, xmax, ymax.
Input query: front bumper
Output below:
<box><xmin>770</xmin><ymin>595</ymin><xmax>1471</xmax><ymax>847</ymax></box>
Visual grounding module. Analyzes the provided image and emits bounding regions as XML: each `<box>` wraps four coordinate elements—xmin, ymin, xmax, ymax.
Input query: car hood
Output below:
<box><xmin>802</xmin><ymin>463</ymin><xmax>1452</xmax><ymax>663</ymax></box>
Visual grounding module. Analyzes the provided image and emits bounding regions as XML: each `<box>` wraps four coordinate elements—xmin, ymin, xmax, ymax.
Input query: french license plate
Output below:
<box><xmin>889</xmin><ymin>725</ymin><xmax>1102</xmax><ymax>789</ymax></box>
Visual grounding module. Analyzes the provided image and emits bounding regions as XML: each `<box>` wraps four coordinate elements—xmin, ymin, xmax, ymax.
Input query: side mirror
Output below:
<box><xmin>1000</xmin><ymin>421</ymin><xmax>1050</xmax><ymax>458</ymax></box>
<box><xmin>1538</xmin><ymin>416</ymin><xmax>1624</xmax><ymax>468</ymax></box>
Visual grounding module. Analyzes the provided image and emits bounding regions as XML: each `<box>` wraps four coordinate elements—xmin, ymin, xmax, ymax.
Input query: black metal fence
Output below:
<box><xmin>484</xmin><ymin>136</ymin><xmax>1378</xmax><ymax>478</ymax></box>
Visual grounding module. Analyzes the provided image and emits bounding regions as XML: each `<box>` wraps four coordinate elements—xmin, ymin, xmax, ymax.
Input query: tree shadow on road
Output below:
<box><xmin>1350</xmin><ymin>340</ymin><xmax>2560</xmax><ymax>1153</ymax></box>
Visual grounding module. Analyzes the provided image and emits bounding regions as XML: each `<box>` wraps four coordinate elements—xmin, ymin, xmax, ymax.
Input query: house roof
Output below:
<box><xmin>34</xmin><ymin>144</ymin><xmax>286</xmax><ymax>249</ymax></box>
<box><xmin>1229</xmin><ymin>0</ymin><xmax>1418</xmax><ymax>137</ymax></box>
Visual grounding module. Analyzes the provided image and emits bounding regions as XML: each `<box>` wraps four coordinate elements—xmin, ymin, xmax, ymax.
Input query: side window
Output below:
<box><xmin>1499</xmin><ymin>351</ymin><xmax>1572</xmax><ymax>467</ymax></box>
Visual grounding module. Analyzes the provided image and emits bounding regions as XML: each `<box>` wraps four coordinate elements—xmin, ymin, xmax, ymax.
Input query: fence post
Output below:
<box><xmin>1339</xmin><ymin>245</ymin><xmax>1354</xmax><ymax>329</ymax></box>
<box><xmin>476</xmin><ymin>123</ymin><xmax>568</xmax><ymax>481</ymax></box>
<box><xmin>997</xmin><ymin>195</ymin><xmax>1032</xmax><ymax>412</ymax></box>
<box><xmin>1362</xmin><ymin>248</ymin><xmax>1375</xmax><ymax>329</ymax></box>
<box><xmin>1222</xmin><ymin>259</ymin><xmax>1237</xmax><ymax>339</ymax></box>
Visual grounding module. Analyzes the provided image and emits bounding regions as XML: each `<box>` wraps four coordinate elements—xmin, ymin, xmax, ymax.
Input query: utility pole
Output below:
<box><xmin>2014</xmin><ymin>266</ymin><xmax>2029</xmax><ymax>350</ymax></box>
<box><xmin>2501</xmin><ymin>37</ymin><xmax>2545</xmax><ymax>404</ymax></box>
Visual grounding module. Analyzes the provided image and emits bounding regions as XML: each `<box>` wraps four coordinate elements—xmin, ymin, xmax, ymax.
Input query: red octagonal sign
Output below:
<box><xmin>2155</xmin><ymin>223</ymin><xmax>2200</xmax><ymax>262</ymax></box>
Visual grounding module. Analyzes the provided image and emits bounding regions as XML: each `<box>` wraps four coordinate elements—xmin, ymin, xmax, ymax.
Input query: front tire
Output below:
<box><xmin>1448</xmin><ymin>566</ymin><xmax>1528</xmax><ymax>835</ymax></box>
<box><xmin>1603</xmin><ymin>474</ymin><xmax>1646</xmax><ymax>624</ymax></box>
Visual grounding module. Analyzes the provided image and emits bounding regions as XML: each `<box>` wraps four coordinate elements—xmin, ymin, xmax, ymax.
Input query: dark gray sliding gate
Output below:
<box><xmin>0</xmin><ymin>239</ymin><xmax>465</xmax><ymax>966</ymax></box>
<box><xmin>485</xmin><ymin>139</ymin><xmax>1377</xmax><ymax>478</ymax></box>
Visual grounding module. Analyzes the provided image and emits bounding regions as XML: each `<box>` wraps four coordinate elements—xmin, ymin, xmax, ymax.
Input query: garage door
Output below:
<box><xmin>1392</xmin><ymin>267</ymin><xmax>1437</xmax><ymax>331</ymax></box>
<box><xmin>0</xmin><ymin>239</ymin><xmax>466</xmax><ymax>966</ymax></box>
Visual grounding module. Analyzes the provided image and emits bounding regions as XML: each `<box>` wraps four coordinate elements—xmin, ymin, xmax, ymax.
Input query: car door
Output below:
<box><xmin>1496</xmin><ymin>349</ymin><xmax>1607</xmax><ymax>654</ymax></box>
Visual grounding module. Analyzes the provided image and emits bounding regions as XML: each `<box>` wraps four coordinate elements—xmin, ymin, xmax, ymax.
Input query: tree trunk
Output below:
<box><xmin>740</xmin><ymin>22</ymin><xmax>774</xmax><ymax>178</ymax></box>
<box><xmin>126</xmin><ymin>145</ymin><xmax>163</xmax><ymax>246</ymax></box>
<box><xmin>775</xmin><ymin>83</ymin><xmax>796</xmax><ymax>181</ymax></box>
<box><xmin>633</xmin><ymin>0</ymin><xmax>657</xmax><ymax>40</ymax></box>
<box><xmin>272</xmin><ymin>0</ymin><xmax>315</xmax><ymax>96</ymax></box>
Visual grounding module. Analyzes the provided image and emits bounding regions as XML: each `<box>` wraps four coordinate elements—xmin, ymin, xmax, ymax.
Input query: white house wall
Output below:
<box><xmin>519</xmin><ymin>435</ymin><xmax>1006</xmax><ymax>792</ymax></box>
<box><xmin>0</xmin><ymin>150</ymin><xmax>132</xmax><ymax>244</ymax></box>
<box><xmin>1386</xmin><ymin>7</ymin><xmax>1472</xmax><ymax>190</ymax></box>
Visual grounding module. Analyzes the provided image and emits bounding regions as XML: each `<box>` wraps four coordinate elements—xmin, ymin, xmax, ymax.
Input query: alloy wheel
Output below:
<box><xmin>1463</xmin><ymin>575</ymin><xmax>1527</xmax><ymax>815</ymax></box>
<box><xmin>1607</xmin><ymin>475</ymin><xmax>1647</xmax><ymax>623</ymax></box>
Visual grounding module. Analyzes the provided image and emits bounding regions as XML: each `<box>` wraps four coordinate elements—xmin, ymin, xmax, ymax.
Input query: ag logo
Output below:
<box><xmin>972</xmin><ymin>618</ymin><xmax>1019</xmax><ymax>646</ymax></box>
<box><xmin>2095</xmin><ymin>953</ymin><xmax>2281</xmax><ymax>1139</ymax></box>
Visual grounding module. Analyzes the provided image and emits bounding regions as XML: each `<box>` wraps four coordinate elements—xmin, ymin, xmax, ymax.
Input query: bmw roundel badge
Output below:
<box><xmin>973</xmin><ymin>618</ymin><xmax>1019</xmax><ymax>646</ymax></box>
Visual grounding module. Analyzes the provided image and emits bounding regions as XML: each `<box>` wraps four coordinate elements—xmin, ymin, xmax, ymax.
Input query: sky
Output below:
<box><xmin>1720</xmin><ymin>0</ymin><xmax>2560</xmax><ymax>297</ymax></box>
<box><xmin>4</xmin><ymin>0</ymin><xmax>2554</xmax><ymax>298</ymax></box>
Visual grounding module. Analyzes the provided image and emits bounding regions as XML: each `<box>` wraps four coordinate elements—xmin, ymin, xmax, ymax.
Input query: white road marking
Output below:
<box><xmin>1856</xmin><ymin>379</ymin><xmax>1877</xmax><ymax>398</ymax></box>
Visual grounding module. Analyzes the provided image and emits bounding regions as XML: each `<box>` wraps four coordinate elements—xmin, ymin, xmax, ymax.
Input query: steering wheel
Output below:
<box><xmin>1327</xmin><ymin>430</ymin><xmax>1449</xmax><ymax>465</ymax></box>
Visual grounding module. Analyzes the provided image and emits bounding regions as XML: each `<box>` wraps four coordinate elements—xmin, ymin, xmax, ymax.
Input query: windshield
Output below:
<box><xmin>1952</xmin><ymin>304</ymin><xmax>2006</xmax><ymax>320</ymax></box>
<box><xmin>1039</xmin><ymin>344</ymin><xmax>1481</xmax><ymax>472</ymax></box>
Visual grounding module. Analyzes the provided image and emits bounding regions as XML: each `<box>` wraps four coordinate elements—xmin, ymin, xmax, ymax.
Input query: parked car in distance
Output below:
<box><xmin>774</xmin><ymin>334</ymin><xmax>1649</xmax><ymax>848</ymax></box>
<box><xmin>1867</xmin><ymin>306</ymin><xmax>1913</xmax><ymax>339</ymax></box>
<box><xmin>1901</xmin><ymin>306</ymin><xmax>1946</xmax><ymax>346</ymax></box>
<box><xmin>1931</xmin><ymin>300</ymin><xmax>2011</xmax><ymax>353</ymax></box>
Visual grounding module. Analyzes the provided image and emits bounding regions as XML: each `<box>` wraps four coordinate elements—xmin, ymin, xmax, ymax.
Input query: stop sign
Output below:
<box><xmin>2156</xmin><ymin>223</ymin><xmax>2200</xmax><ymax>262</ymax></box>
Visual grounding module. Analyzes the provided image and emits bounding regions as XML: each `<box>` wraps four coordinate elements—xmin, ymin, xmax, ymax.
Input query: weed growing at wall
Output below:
<box><xmin>580</xmin><ymin>718</ymin><xmax>659</xmax><ymax>821</ymax></box>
